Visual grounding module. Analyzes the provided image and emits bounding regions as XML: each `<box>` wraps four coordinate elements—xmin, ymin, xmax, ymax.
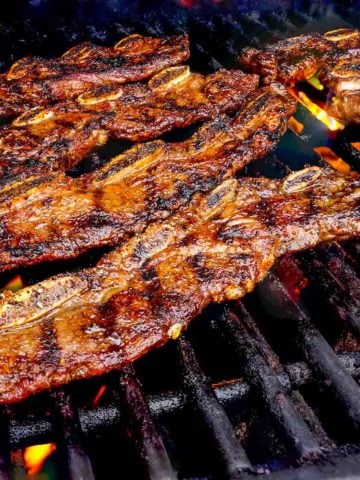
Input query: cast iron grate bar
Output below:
<box><xmin>51</xmin><ymin>390</ymin><xmax>95</xmax><ymax>480</ymax></box>
<box><xmin>289</xmin><ymin>390</ymin><xmax>334</xmax><ymax>450</ymax></box>
<box><xmin>213</xmin><ymin>300</ymin><xmax>333</xmax><ymax>450</ymax></box>
<box><xmin>178</xmin><ymin>336</ymin><xmax>252</xmax><ymax>478</ymax></box>
<box><xmin>6</xmin><ymin>350</ymin><xmax>360</xmax><ymax>449</ymax></box>
<box><xmin>117</xmin><ymin>366</ymin><xmax>176</xmax><ymax>480</ymax></box>
<box><xmin>298</xmin><ymin>250</ymin><xmax>360</xmax><ymax>337</ymax></box>
<box><xmin>317</xmin><ymin>243</ymin><xmax>360</xmax><ymax>292</ymax></box>
<box><xmin>219</xmin><ymin>303</ymin><xmax>323</xmax><ymax>459</ymax></box>
<box><xmin>260</xmin><ymin>269</ymin><xmax>360</xmax><ymax>431</ymax></box>
<box><xmin>0</xmin><ymin>410</ymin><xmax>10</xmax><ymax>480</ymax></box>
<box><xmin>259</xmin><ymin>452</ymin><xmax>360</xmax><ymax>480</ymax></box>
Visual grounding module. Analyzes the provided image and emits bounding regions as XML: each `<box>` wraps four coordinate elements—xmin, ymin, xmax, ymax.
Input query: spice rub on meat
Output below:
<box><xmin>238</xmin><ymin>28</ymin><xmax>359</xmax><ymax>86</ymax></box>
<box><xmin>238</xmin><ymin>28</ymin><xmax>360</xmax><ymax>123</ymax></box>
<box><xmin>0</xmin><ymin>166</ymin><xmax>359</xmax><ymax>404</ymax></box>
<box><xmin>0</xmin><ymin>88</ymin><xmax>292</xmax><ymax>271</ymax></box>
<box><xmin>318</xmin><ymin>47</ymin><xmax>360</xmax><ymax>123</ymax></box>
<box><xmin>0</xmin><ymin>68</ymin><xmax>259</xmax><ymax>190</ymax></box>
<box><xmin>0</xmin><ymin>34</ymin><xmax>190</xmax><ymax>117</ymax></box>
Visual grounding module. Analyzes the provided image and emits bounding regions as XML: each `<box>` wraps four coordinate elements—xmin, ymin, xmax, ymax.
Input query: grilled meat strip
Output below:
<box><xmin>318</xmin><ymin>48</ymin><xmax>360</xmax><ymax>123</ymax></box>
<box><xmin>0</xmin><ymin>34</ymin><xmax>190</xmax><ymax>117</ymax></box>
<box><xmin>239</xmin><ymin>28</ymin><xmax>360</xmax><ymax>123</ymax></box>
<box><xmin>0</xmin><ymin>88</ymin><xmax>292</xmax><ymax>272</ymax></box>
<box><xmin>0</xmin><ymin>68</ymin><xmax>258</xmax><ymax>189</ymax></box>
<box><xmin>0</xmin><ymin>166</ymin><xmax>359</xmax><ymax>403</ymax></box>
<box><xmin>239</xmin><ymin>28</ymin><xmax>359</xmax><ymax>86</ymax></box>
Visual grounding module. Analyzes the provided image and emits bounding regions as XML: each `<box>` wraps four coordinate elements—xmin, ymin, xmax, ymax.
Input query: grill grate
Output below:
<box><xmin>1</xmin><ymin>1</ymin><xmax>360</xmax><ymax>478</ymax></box>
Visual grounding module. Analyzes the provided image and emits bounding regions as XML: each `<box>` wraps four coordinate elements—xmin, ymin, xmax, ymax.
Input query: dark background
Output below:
<box><xmin>0</xmin><ymin>0</ymin><xmax>359</xmax><ymax>69</ymax></box>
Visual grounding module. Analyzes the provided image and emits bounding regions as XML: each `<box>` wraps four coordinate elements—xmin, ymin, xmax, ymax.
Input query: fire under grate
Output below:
<box><xmin>0</xmin><ymin>1</ymin><xmax>360</xmax><ymax>479</ymax></box>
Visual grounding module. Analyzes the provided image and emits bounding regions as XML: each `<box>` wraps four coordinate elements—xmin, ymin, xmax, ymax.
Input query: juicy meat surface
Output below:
<box><xmin>239</xmin><ymin>28</ymin><xmax>360</xmax><ymax>86</ymax></box>
<box><xmin>0</xmin><ymin>68</ymin><xmax>259</xmax><ymax>190</ymax></box>
<box><xmin>0</xmin><ymin>88</ymin><xmax>291</xmax><ymax>271</ymax></box>
<box><xmin>238</xmin><ymin>28</ymin><xmax>360</xmax><ymax>123</ymax></box>
<box><xmin>318</xmin><ymin>48</ymin><xmax>360</xmax><ymax>123</ymax></box>
<box><xmin>0</xmin><ymin>167</ymin><xmax>359</xmax><ymax>404</ymax></box>
<box><xmin>238</xmin><ymin>32</ymin><xmax>334</xmax><ymax>86</ymax></box>
<box><xmin>0</xmin><ymin>34</ymin><xmax>190</xmax><ymax>117</ymax></box>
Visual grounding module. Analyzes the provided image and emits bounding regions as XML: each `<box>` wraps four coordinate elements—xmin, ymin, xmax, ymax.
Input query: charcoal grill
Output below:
<box><xmin>1</xmin><ymin>1</ymin><xmax>360</xmax><ymax>479</ymax></box>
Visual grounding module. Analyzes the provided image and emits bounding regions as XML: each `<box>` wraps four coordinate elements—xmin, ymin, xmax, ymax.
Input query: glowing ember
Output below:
<box><xmin>351</xmin><ymin>142</ymin><xmax>360</xmax><ymax>152</ymax></box>
<box><xmin>178</xmin><ymin>0</ymin><xmax>196</xmax><ymax>7</ymax></box>
<box><xmin>314</xmin><ymin>146</ymin><xmax>351</xmax><ymax>173</ymax></box>
<box><xmin>288</xmin><ymin>88</ymin><xmax>344</xmax><ymax>131</ymax></box>
<box><xmin>288</xmin><ymin>116</ymin><xmax>304</xmax><ymax>135</ymax></box>
<box><xmin>275</xmin><ymin>257</ymin><xmax>308</xmax><ymax>302</ymax></box>
<box><xmin>24</xmin><ymin>443</ymin><xmax>56</xmax><ymax>475</ymax></box>
<box><xmin>92</xmin><ymin>385</ymin><xmax>107</xmax><ymax>407</ymax></box>
<box><xmin>2</xmin><ymin>275</ymin><xmax>24</xmax><ymax>292</ymax></box>
<box><xmin>306</xmin><ymin>74</ymin><xmax>324</xmax><ymax>91</ymax></box>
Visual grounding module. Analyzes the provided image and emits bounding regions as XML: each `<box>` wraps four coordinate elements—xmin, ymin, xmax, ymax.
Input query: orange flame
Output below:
<box><xmin>24</xmin><ymin>443</ymin><xmax>56</xmax><ymax>475</ymax></box>
<box><xmin>92</xmin><ymin>385</ymin><xmax>107</xmax><ymax>407</ymax></box>
<box><xmin>314</xmin><ymin>146</ymin><xmax>351</xmax><ymax>173</ymax></box>
<box><xmin>288</xmin><ymin>88</ymin><xmax>344</xmax><ymax>131</ymax></box>
<box><xmin>351</xmin><ymin>142</ymin><xmax>360</xmax><ymax>152</ymax></box>
<box><xmin>288</xmin><ymin>116</ymin><xmax>304</xmax><ymax>136</ymax></box>
<box><xmin>2</xmin><ymin>275</ymin><xmax>24</xmax><ymax>292</ymax></box>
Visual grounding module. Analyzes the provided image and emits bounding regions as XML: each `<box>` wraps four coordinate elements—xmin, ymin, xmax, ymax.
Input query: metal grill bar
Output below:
<box><xmin>220</xmin><ymin>304</ymin><xmax>322</xmax><ymax>458</ymax></box>
<box><xmin>261</xmin><ymin>452</ymin><xmax>360</xmax><ymax>480</ymax></box>
<box><xmin>5</xmin><ymin>350</ymin><xmax>360</xmax><ymax>449</ymax></box>
<box><xmin>52</xmin><ymin>390</ymin><xmax>95</xmax><ymax>480</ymax></box>
<box><xmin>289</xmin><ymin>390</ymin><xmax>334</xmax><ymax>450</ymax></box>
<box><xmin>117</xmin><ymin>366</ymin><xmax>176</xmax><ymax>480</ymax></box>
<box><xmin>298</xmin><ymin>251</ymin><xmax>360</xmax><ymax>337</ymax></box>
<box><xmin>178</xmin><ymin>336</ymin><xmax>252</xmax><ymax>478</ymax></box>
<box><xmin>261</xmin><ymin>270</ymin><xmax>360</xmax><ymax>430</ymax></box>
<box><xmin>0</xmin><ymin>411</ymin><xmax>10</xmax><ymax>480</ymax></box>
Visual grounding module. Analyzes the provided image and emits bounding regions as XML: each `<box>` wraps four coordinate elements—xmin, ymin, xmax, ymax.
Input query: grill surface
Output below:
<box><xmin>1</xmin><ymin>1</ymin><xmax>360</xmax><ymax>479</ymax></box>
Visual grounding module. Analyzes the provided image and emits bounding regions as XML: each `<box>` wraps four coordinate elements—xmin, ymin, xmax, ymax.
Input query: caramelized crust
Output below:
<box><xmin>0</xmin><ymin>34</ymin><xmax>190</xmax><ymax>117</ymax></box>
<box><xmin>0</xmin><ymin>88</ymin><xmax>290</xmax><ymax>271</ymax></box>
<box><xmin>0</xmin><ymin>68</ymin><xmax>259</xmax><ymax>189</ymax></box>
<box><xmin>239</xmin><ymin>32</ymin><xmax>333</xmax><ymax>86</ymax></box>
<box><xmin>239</xmin><ymin>28</ymin><xmax>360</xmax><ymax>123</ymax></box>
<box><xmin>239</xmin><ymin>29</ymin><xmax>360</xmax><ymax>86</ymax></box>
<box><xmin>319</xmin><ymin>49</ymin><xmax>360</xmax><ymax>123</ymax></box>
<box><xmin>0</xmin><ymin>167</ymin><xmax>359</xmax><ymax>403</ymax></box>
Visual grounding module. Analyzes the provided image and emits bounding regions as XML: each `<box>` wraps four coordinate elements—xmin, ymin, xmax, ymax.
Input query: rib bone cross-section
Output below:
<box><xmin>238</xmin><ymin>28</ymin><xmax>360</xmax><ymax>123</ymax></box>
<box><xmin>0</xmin><ymin>67</ymin><xmax>259</xmax><ymax>190</ymax></box>
<box><xmin>0</xmin><ymin>34</ymin><xmax>190</xmax><ymax>117</ymax></box>
<box><xmin>0</xmin><ymin>88</ymin><xmax>291</xmax><ymax>271</ymax></box>
<box><xmin>0</xmin><ymin>167</ymin><xmax>359</xmax><ymax>403</ymax></box>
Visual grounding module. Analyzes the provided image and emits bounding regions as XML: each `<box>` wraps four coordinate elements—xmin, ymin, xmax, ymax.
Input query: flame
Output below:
<box><xmin>92</xmin><ymin>385</ymin><xmax>107</xmax><ymax>407</ymax></box>
<box><xmin>288</xmin><ymin>88</ymin><xmax>344</xmax><ymax>131</ymax></box>
<box><xmin>306</xmin><ymin>74</ymin><xmax>324</xmax><ymax>91</ymax></box>
<box><xmin>314</xmin><ymin>146</ymin><xmax>351</xmax><ymax>173</ymax></box>
<box><xmin>351</xmin><ymin>142</ymin><xmax>360</xmax><ymax>152</ymax></box>
<box><xmin>275</xmin><ymin>257</ymin><xmax>308</xmax><ymax>302</ymax></box>
<box><xmin>288</xmin><ymin>116</ymin><xmax>304</xmax><ymax>136</ymax></box>
<box><xmin>23</xmin><ymin>443</ymin><xmax>56</xmax><ymax>475</ymax></box>
<box><xmin>178</xmin><ymin>0</ymin><xmax>197</xmax><ymax>7</ymax></box>
<box><xmin>2</xmin><ymin>275</ymin><xmax>24</xmax><ymax>292</ymax></box>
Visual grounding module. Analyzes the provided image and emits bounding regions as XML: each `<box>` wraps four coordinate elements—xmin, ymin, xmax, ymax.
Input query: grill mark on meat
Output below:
<box><xmin>0</xmin><ymin>88</ymin><xmax>291</xmax><ymax>272</ymax></box>
<box><xmin>238</xmin><ymin>28</ymin><xmax>360</xmax><ymax>123</ymax></box>
<box><xmin>0</xmin><ymin>69</ymin><xmax>259</xmax><ymax>191</ymax></box>
<box><xmin>0</xmin><ymin>34</ymin><xmax>190</xmax><ymax>116</ymax></box>
<box><xmin>38</xmin><ymin>319</ymin><xmax>61</xmax><ymax>373</ymax></box>
<box><xmin>0</xmin><ymin>168</ymin><xmax>359</xmax><ymax>402</ymax></box>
